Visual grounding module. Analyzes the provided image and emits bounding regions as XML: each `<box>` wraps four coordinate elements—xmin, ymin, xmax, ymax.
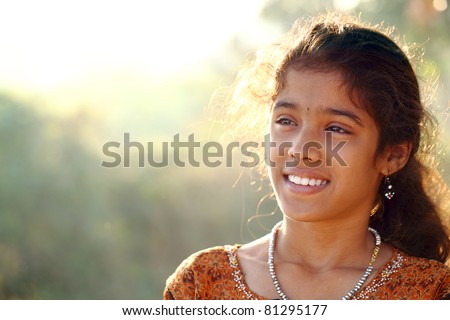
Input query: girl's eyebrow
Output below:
<box><xmin>273</xmin><ymin>100</ymin><xmax>365</xmax><ymax>128</ymax></box>
<box><xmin>324</xmin><ymin>107</ymin><xmax>365</xmax><ymax>127</ymax></box>
<box><xmin>273</xmin><ymin>100</ymin><xmax>297</xmax><ymax>110</ymax></box>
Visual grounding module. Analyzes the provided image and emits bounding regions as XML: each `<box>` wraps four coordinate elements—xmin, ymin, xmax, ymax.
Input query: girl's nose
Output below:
<box><xmin>287</xmin><ymin>129</ymin><xmax>323</xmax><ymax>167</ymax></box>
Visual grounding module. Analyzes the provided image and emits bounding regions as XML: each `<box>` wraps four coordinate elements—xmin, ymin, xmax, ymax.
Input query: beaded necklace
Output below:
<box><xmin>268</xmin><ymin>221</ymin><xmax>381</xmax><ymax>300</ymax></box>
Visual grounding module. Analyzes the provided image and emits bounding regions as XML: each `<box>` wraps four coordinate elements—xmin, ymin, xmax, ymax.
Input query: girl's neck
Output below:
<box><xmin>276</xmin><ymin>217</ymin><xmax>375</xmax><ymax>270</ymax></box>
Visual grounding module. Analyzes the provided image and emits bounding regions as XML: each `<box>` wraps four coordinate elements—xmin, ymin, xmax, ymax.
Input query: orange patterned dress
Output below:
<box><xmin>163</xmin><ymin>245</ymin><xmax>450</xmax><ymax>300</ymax></box>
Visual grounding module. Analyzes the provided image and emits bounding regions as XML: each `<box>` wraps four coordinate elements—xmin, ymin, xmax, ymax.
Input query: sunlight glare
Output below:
<box><xmin>433</xmin><ymin>0</ymin><xmax>448</xmax><ymax>11</ymax></box>
<box><xmin>0</xmin><ymin>0</ymin><xmax>266</xmax><ymax>89</ymax></box>
<box><xmin>333</xmin><ymin>0</ymin><xmax>361</xmax><ymax>11</ymax></box>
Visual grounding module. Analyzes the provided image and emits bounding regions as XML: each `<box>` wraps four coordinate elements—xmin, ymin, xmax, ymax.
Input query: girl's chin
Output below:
<box><xmin>278</xmin><ymin>202</ymin><xmax>324</xmax><ymax>219</ymax></box>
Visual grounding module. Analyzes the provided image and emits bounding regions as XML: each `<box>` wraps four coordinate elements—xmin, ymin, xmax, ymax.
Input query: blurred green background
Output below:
<box><xmin>0</xmin><ymin>0</ymin><xmax>449</xmax><ymax>299</ymax></box>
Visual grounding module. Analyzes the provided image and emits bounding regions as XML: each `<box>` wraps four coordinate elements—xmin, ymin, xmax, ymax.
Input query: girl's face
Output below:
<box><xmin>269</xmin><ymin>69</ymin><xmax>385</xmax><ymax>223</ymax></box>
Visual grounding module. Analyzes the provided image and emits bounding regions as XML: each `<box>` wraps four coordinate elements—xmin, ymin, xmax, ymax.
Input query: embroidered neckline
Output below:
<box><xmin>225</xmin><ymin>244</ymin><xmax>404</xmax><ymax>300</ymax></box>
<box><xmin>353</xmin><ymin>249</ymin><xmax>404</xmax><ymax>299</ymax></box>
<box><xmin>225</xmin><ymin>245</ymin><xmax>261</xmax><ymax>300</ymax></box>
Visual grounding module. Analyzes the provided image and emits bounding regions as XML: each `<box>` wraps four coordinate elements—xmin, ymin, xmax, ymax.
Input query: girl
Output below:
<box><xmin>163</xmin><ymin>13</ymin><xmax>450</xmax><ymax>300</ymax></box>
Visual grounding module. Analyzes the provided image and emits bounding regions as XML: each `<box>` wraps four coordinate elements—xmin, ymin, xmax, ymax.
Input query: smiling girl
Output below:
<box><xmin>163</xmin><ymin>13</ymin><xmax>450</xmax><ymax>300</ymax></box>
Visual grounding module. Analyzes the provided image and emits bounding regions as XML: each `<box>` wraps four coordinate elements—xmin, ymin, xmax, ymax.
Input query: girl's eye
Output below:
<box><xmin>275</xmin><ymin>118</ymin><xmax>296</xmax><ymax>126</ymax></box>
<box><xmin>326</xmin><ymin>125</ymin><xmax>349</xmax><ymax>134</ymax></box>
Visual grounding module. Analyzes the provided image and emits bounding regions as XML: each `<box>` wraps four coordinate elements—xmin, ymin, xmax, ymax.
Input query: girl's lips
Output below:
<box><xmin>287</xmin><ymin>174</ymin><xmax>329</xmax><ymax>186</ymax></box>
<box><xmin>283</xmin><ymin>174</ymin><xmax>330</xmax><ymax>195</ymax></box>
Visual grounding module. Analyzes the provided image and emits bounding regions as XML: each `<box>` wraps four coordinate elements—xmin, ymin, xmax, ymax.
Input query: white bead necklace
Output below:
<box><xmin>268</xmin><ymin>221</ymin><xmax>381</xmax><ymax>300</ymax></box>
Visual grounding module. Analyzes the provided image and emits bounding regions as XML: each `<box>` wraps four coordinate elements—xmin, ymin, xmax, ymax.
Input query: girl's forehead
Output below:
<box><xmin>285</xmin><ymin>67</ymin><xmax>345</xmax><ymax>83</ymax></box>
<box><xmin>275</xmin><ymin>69</ymin><xmax>351</xmax><ymax>103</ymax></box>
<box><xmin>276</xmin><ymin>68</ymin><xmax>347</xmax><ymax>96</ymax></box>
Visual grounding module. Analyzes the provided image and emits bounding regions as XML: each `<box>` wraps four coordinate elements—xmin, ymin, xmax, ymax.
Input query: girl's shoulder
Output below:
<box><xmin>174</xmin><ymin>246</ymin><xmax>232</xmax><ymax>268</ymax></box>
<box><xmin>355</xmin><ymin>247</ymin><xmax>450</xmax><ymax>300</ymax></box>
<box><xmin>400</xmin><ymin>251</ymin><xmax>450</xmax><ymax>299</ymax></box>
<box><xmin>163</xmin><ymin>245</ymin><xmax>242</xmax><ymax>300</ymax></box>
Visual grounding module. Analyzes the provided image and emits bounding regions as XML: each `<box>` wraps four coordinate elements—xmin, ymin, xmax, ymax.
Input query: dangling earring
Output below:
<box><xmin>384</xmin><ymin>176</ymin><xmax>395</xmax><ymax>200</ymax></box>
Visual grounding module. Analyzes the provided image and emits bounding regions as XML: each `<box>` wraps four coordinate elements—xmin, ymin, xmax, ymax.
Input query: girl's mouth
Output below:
<box><xmin>287</xmin><ymin>175</ymin><xmax>330</xmax><ymax>186</ymax></box>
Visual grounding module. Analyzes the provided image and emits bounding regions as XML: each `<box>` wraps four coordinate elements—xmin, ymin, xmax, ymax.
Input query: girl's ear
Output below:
<box><xmin>379</xmin><ymin>142</ymin><xmax>412</xmax><ymax>176</ymax></box>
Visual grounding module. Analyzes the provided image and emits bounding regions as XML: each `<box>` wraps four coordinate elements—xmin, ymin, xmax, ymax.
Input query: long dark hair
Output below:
<box><xmin>221</xmin><ymin>13</ymin><xmax>450</xmax><ymax>263</ymax></box>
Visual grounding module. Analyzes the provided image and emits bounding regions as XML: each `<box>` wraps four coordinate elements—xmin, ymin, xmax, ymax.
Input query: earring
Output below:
<box><xmin>370</xmin><ymin>202</ymin><xmax>380</xmax><ymax>217</ymax></box>
<box><xmin>384</xmin><ymin>176</ymin><xmax>395</xmax><ymax>200</ymax></box>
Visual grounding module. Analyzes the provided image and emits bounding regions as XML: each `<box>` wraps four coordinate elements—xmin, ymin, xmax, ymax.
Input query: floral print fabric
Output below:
<box><xmin>163</xmin><ymin>245</ymin><xmax>450</xmax><ymax>300</ymax></box>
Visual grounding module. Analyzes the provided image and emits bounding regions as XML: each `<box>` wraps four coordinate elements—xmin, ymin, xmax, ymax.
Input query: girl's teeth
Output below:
<box><xmin>288</xmin><ymin>175</ymin><xmax>328</xmax><ymax>186</ymax></box>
